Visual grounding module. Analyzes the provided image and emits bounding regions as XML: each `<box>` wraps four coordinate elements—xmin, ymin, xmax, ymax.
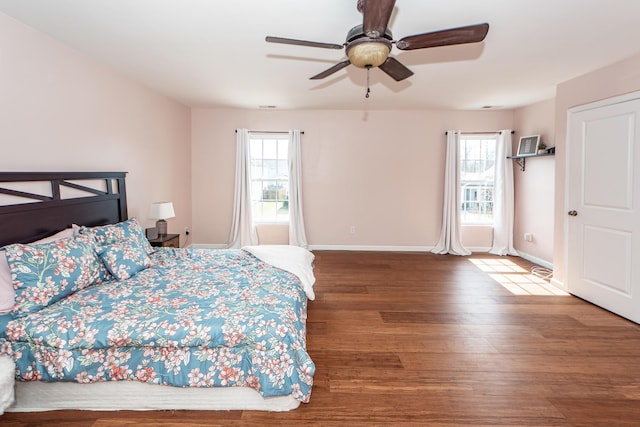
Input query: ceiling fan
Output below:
<box><xmin>266</xmin><ymin>0</ymin><xmax>489</xmax><ymax>83</ymax></box>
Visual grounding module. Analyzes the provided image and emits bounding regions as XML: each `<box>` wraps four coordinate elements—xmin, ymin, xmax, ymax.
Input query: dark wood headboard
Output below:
<box><xmin>0</xmin><ymin>172</ymin><xmax>128</xmax><ymax>246</ymax></box>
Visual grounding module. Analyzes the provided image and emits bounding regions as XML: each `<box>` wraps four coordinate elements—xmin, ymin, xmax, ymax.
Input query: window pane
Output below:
<box><xmin>263</xmin><ymin>139</ymin><xmax>277</xmax><ymax>159</ymax></box>
<box><xmin>278</xmin><ymin>139</ymin><xmax>288</xmax><ymax>159</ymax></box>
<box><xmin>263</xmin><ymin>159</ymin><xmax>277</xmax><ymax>178</ymax></box>
<box><xmin>263</xmin><ymin>201</ymin><xmax>274</xmax><ymax>217</ymax></box>
<box><xmin>277</xmin><ymin>180</ymin><xmax>289</xmax><ymax>201</ymax></box>
<box><xmin>250</xmin><ymin>139</ymin><xmax>262</xmax><ymax>159</ymax></box>
<box><xmin>251</xmin><ymin>159</ymin><xmax>262</xmax><ymax>179</ymax></box>
<box><xmin>277</xmin><ymin>159</ymin><xmax>288</xmax><ymax>179</ymax></box>
<box><xmin>251</xmin><ymin>181</ymin><xmax>263</xmax><ymax>202</ymax></box>
<box><xmin>277</xmin><ymin>200</ymin><xmax>288</xmax><ymax>217</ymax></box>
<box><xmin>261</xmin><ymin>181</ymin><xmax>277</xmax><ymax>201</ymax></box>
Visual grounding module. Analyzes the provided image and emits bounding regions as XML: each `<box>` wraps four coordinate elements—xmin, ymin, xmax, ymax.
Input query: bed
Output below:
<box><xmin>0</xmin><ymin>172</ymin><xmax>315</xmax><ymax>412</ymax></box>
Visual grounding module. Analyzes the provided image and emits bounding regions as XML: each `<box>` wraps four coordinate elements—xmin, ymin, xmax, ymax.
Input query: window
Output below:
<box><xmin>459</xmin><ymin>135</ymin><xmax>497</xmax><ymax>224</ymax></box>
<box><xmin>250</xmin><ymin>135</ymin><xmax>289</xmax><ymax>222</ymax></box>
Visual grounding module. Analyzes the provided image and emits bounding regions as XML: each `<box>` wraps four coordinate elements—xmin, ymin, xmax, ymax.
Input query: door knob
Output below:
<box><xmin>568</xmin><ymin>210</ymin><xmax>578</xmax><ymax>216</ymax></box>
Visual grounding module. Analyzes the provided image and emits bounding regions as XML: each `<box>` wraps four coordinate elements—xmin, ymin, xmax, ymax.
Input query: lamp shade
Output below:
<box><xmin>149</xmin><ymin>202</ymin><xmax>175</xmax><ymax>220</ymax></box>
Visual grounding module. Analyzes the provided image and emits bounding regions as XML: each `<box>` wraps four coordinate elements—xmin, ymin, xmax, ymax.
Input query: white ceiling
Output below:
<box><xmin>2</xmin><ymin>0</ymin><xmax>640</xmax><ymax>111</ymax></box>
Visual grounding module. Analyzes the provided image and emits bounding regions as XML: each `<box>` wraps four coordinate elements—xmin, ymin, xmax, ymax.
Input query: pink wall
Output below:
<box><xmin>513</xmin><ymin>99</ymin><xmax>555</xmax><ymax>263</ymax></box>
<box><xmin>191</xmin><ymin>108</ymin><xmax>514</xmax><ymax>248</ymax></box>
<box><xmin>3</xmin><ymin>10</ymin><xmax>561</xmax><ymax>253</ymax></box>
<box><xmin>0</xmin><ymin>13</ymin><xmax>192</xmax><ymax>244</ymax></box>
<box><xmin>552</xmin><ymin>52</ymin><xmax>640</xmax><ymax>285</ymax></box>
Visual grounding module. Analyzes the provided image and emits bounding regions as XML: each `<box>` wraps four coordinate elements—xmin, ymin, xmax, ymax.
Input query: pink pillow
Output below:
<box><xmin>0</xmin><ymin>227</ymin><xmax>78</xmax><ymax>314</ymax></box>
<box><xmin>0</xmin><ymin>252</ymin><xmax>13</xmax><ymax>314</ymax></box>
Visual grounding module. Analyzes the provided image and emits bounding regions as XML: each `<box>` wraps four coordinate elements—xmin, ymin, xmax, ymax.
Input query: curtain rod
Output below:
<box><xmin>235</xmin><ymin>130</ymin><xmax>304</xmax><ymax>134</ymax></box>
<box><xmin>445</xmin><ymin>130</ymin><xmax>515</xmax><ymax>135</ymax></box>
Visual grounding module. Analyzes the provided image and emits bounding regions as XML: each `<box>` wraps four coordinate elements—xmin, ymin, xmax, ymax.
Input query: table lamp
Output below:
<box><xmin>149</xmin><ymin>202</ymin><xmax>175</xmax><ymax>237</ymax></box>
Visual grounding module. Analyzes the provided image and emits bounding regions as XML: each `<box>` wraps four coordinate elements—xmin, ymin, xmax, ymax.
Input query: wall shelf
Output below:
<box><xmin>508</xmin><ymin>152</ymin><xmax>554</xmax><ymax>171</ymax></box>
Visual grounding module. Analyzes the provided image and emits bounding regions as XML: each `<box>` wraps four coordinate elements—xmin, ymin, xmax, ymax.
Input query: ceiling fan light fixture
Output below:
<box><xmin>346</xmin><ymin>39</ymin><xmax>391</xmax><ymax>68</ymax></box>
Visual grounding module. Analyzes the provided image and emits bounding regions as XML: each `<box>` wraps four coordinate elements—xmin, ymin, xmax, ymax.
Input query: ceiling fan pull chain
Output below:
<box><xmin>365</xmin><ymin>66</ymin><xmax>371</xmax><ymax>98</ymax></box>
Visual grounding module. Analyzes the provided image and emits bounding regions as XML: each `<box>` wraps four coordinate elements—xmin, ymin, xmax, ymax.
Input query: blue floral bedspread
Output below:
<box><xmin>0</xmin><ymin>248</ymin><xmax>315</xmax><ymax>402</ymax></box>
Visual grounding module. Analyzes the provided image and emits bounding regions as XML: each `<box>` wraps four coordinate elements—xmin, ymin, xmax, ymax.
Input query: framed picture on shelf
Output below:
<box><xmin>516</xmin><ymin>135</ymin><xmax>541</xmax><ymax>157</ymax></box>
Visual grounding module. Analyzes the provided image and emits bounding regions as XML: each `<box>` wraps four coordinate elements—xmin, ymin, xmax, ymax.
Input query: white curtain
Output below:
<box><xmin>490</xmin><ymin>130</ymin><xmax>518</xmax><ymax>255</ymax></box>
<box><xmin>228</xmin><ymin>128</ymin><xmax>258</xmax><ymax>248</ymax></box>
<box><xmin>432</xmin><ymin>131</ymin><xmax>471</xmax><ymax>256</ymax></box>
<box><xmin>288</xmin><ymin>130</ymin><xmax>308</xmax><ymax>248</ymax></box>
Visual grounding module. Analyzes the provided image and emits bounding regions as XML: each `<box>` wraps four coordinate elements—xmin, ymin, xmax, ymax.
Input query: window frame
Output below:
<box><xmin>459</xmin><ymin>134</ymin><xmax>498</xmax><ymax>226</ymax></box>
<box><xmin>249</xmin><ymin>134</ymin><xmax>290</xmax><ymax>224</ymax></box>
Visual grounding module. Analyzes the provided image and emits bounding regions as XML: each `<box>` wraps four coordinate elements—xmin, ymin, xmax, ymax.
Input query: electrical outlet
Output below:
<box><xmin>524</xmin><ymin>232</ymin><xmax>532</xmax><ymax>242</ymax></box>
<box><xmin>350</xmin><ymin>225</ymin><xmax>356</xmax><ymax>235</ymax></box>
<box><xmin>185</xmin><ymin>227</ymin><xmax>190</xmax><ymax>236</ymax></box>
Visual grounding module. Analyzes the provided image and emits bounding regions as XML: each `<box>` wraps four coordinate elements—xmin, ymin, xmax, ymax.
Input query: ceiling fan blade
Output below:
<box><xmin>310</xmin><ymin>60</ymin><xmax>351</xmax><ymax>80</ymax></box>
<box><xmin>362</xmin><ymin>0</ymin><xmax>396</xmax><ymax>38</ymax></box>
<box><xmin>395</xmin><ymin>23</ymin><xmax>489</xmax><ymax>50</ymax></box>
<box><xmin>265</xmin><ymin>36</ymin><xmax>344</xmax><ymax>50</ymax></box>
<box><xmin>378</xmin><ymin>57</ymin><xmax>414</xmax><ymax>81</ymax></box>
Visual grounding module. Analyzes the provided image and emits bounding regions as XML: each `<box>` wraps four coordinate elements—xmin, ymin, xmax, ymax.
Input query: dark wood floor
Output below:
<box><xmin>3</xmin><ymin>251</ymin><xmax>640</xmax><ymax>426</ymax></box>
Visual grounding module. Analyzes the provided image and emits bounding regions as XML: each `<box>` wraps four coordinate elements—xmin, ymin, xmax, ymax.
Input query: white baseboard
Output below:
<box><xmin>308</xmin><ymin>245</ymin><xmax>434</xmax><ymax>252</ymax></box>
<box><xmin>466</xmin><ymin>246</ymin><xmax>492</xmax><ymax>253</ymax></box>
<box><xmin>516</xmin><ymin>250</ymin><xmax>553</xmax><ymax>270</ymax></box>
<box><xmin>309</xmin><ymin>245</ymin><xmax>492</xmax><ymax>253</ymax></box>
<box><xmin>189</xmin><ymin>243</ymin><xmax>228</xmax><ymax>249</ymax></box>
<box><xmin>190</xmin><ymin>244</ymin><xmax>434</xmax><ymax>252</ymax></box>
<box><xmin>188</xmin><ymin>245</ymin><xmax>553</xmax><ymax>272</ymax></box>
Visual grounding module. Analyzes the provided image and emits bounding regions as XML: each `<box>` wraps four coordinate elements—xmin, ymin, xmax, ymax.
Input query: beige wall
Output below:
<box><xmin>191</xmin><ymin>108</ymin><xmax>514</xmax><ymax>248</ymax></box>
<box><xmin>0</xmin><ymin>13</ymin><xmax>192</xmax><ymax>244</ymax></box>
<box><xmin>513</xmin><ymin>99</ymin><xmax>556</xmax><ymax>264</ymax></box>
<box><xmin>552</xmin><ymin>52</ymin><xmax>640</xmax><ymax>286</ymax></box>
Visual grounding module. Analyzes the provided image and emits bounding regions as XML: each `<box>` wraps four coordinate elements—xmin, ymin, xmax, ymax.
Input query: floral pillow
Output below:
<box><xmin>0</xmin><ymin>227</ymin><xmax>82</xmax><ymax>314</ymax></box>
<box><xmin>4</xmin><ymin>234</ymin><xmax>104</xmax><ymax>317</ymax></box>
<box><xmin>80</xmin><ymin>218</ymin><xmax>153</xmax><ymax>255</ymax></box>
<box><xmin>98</xmin><ymin>239</ymin><xmax>151</xmax><ymax>281</ymax></box>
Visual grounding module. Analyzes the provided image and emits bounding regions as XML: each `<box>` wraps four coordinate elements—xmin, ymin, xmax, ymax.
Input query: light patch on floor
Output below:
<box><xmin>469</xmin><ymin>258</ymin><xmax>569</xmax><ymax>296</ymax></box>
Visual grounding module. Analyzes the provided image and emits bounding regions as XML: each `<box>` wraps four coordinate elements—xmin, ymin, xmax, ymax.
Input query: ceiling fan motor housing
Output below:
<box><xmin>345</xmin><ymin>25</ymin><xmax>393</xmax><ymax>68</ymax></box>
<box><xmin>346</xmin><ymin>24</ymin><xmax>393</xmax><ymax>43</ymax></box>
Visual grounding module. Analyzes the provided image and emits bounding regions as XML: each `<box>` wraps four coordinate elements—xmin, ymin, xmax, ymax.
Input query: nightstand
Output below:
<box><xmin>148</xmin><ymin>233</ymin><xmax>180</xmax><ymax>248</ymax></box>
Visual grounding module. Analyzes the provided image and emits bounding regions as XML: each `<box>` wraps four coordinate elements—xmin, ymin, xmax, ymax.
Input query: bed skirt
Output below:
<box><xmin>7</xmin><ymin>381</ymin><xmax>300</xmax><ymax>412</ymax></box>
<box><xmin>0</xmin><ymin>356</ymin><xmax>15</xmax><ymax>414</ymax></box>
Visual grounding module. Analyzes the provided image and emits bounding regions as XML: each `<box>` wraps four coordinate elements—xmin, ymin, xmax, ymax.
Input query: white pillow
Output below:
<box><xmin>31</xmin><ymin>227</ymin><xmax>75</xmax><ymax>244</ymax></box>
<box><xmin>0</xmin><ymin>227</ymin><xmax>78</xmax><ymax>314</ymax></box>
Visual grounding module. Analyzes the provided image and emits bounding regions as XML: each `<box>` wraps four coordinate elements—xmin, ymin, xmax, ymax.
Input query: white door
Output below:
<box><xmin>567</xmin><ymin>94</ymin><xmax>640</xmax><ymax>324</ymax></box>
